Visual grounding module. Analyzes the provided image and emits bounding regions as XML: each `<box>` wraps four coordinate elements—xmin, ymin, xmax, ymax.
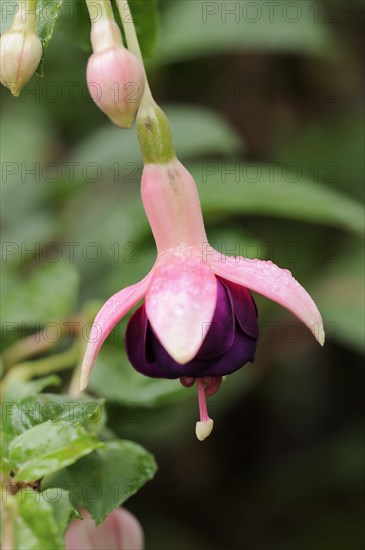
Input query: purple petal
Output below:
<box><xmin>125</xmin><ymin>305</ymin><xmax>165</xmax><ymax>378</ymax></box>
<box><xmin>220</xmin><ymin>278</ymin><xmax>259</xmax><ymax>339</ymax></box>
<box><xmin>150</xmin><ymin>321</ymin><xmax>257</xmax><ymax>379</ymax></box>
<box><xmin>197</xmin><ymin>326</ymin><xmax>257</xmax><ymax>377</ymax></box>
<box><xmin>195</xmin><ymin>280</ymin><xmax>235</xmax><ymax>360</ymax></box>
<box><xmin>126</xmin><ymin>283</ymin><xmax>258</xmax><ymax>380</ymax></box>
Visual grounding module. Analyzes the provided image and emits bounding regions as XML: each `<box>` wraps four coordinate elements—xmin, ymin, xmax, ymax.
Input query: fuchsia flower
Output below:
<box><xmin>80</xmin><ymin>104</ymin><xmax>324</xmax><ymax>441</ymax></box>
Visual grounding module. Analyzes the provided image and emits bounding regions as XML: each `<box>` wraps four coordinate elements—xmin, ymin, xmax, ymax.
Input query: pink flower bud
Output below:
<box><xmin>65</xmin><ymin>508</ymin><xmax>143</xmax><ymax>550</ymax></box>
<box><xmin>87</xmin><ymin>19</ymin><xmax>145</xmax><ymax>128</ymax></box>
<box><xmin>0</xmin><ymin>29</ymin><xmax>42</xmax><ymax>96</ymax></box>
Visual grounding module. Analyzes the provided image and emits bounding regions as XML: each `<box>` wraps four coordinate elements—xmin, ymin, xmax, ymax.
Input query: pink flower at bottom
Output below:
<box><xmin>65</xmin><ymin>508</ymin><xmax>143</xmax><ymax>550</ymax></box>
<box><xmin>80</xmin><ymin>158</ymin><xmax>324</xmax><ymax>440</ymax></box>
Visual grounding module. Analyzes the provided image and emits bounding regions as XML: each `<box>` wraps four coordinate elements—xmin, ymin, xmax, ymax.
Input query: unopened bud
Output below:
<box><xmin>0</xmin><ymin>29</ymin><xmax>42</xmax><ymax>96</ymax></box>
<box><xmin>87</xmin><ymin>19</ymin><xmax>145</xmax><ymax>128</ymax></box>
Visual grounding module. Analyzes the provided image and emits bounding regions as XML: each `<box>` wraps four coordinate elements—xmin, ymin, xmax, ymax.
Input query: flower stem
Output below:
<box><xmin>116</xmin><ymin>0</ymin><xmax>176</xmax><ymax>162</ymax></box>
<box><xmin>0</xmin><ymin>487</ymin><xmax>16</xmax><ymax>550</ymax></box>
<box><xmin>2</xmin><ymin>315</ymin><xmax>83</xmax><ymax>372</ymax></box>
<box><xmin>13</xmin><ymin>0</ymin><xmax>37</xmax><ymax>32</ymax></box>
<box><xmin>2</xmin><ymin>343</ymin><xmax>80</xmax><ymax>394</ymax></box>
<box><xmin>115</xmin><ymin>0</ymin><xmax>177</xmax><ymax>164</ymax></box>
<box><xmin>85</xmin><ymin>0</ymin><xmax>114</xmax><ymax>21</ymax></box>
<box><xmin>116</xmin><ymin>0</ymin><xmax>153</xmax><ymax>103</ymax></box>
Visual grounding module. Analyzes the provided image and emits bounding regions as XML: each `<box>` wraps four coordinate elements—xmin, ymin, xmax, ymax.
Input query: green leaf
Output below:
<box><xmin>14</xmin><ymin>394</ymin><xmax>104</xmax><ymax>431</ymax></box>
<box><xmin>36</xmin><ymin>0</ymin><xmax>64</xmax><ymax>75</ymax></box>
<box><xmin>272</xmin><ymin>111</ymin><xmax>364</xmax><ymax>202</ymax></box>
<box><xmin>154</xmin><ymin>0</ymin><xmax>335</xmax><ymax>66</ymax></box>
<box><xmin>2</xmin><ymin>213</ymin><xmax>58</xmax><ymax>268</ymax></box>
<box><xmin>187</xmin><ymin>162</ymin><xmax>365</xmax><ymax>235</ymax></box>
<box><xmin>48</xmin><ymin>488</ymin><xmax>72</xmax><ymax>536</ymax></box>
<box><xmin>15</xmin><ymin>488</ymin><xmax>71</xmax><ymax>550</ymax></box>
<box><xmin>1</xmin><ymin>261</ymin><xmax>79</xmax><ymax>345</ymax></box>
<box><xmin>89</xmin><ymin>341</ymin><xmax>188</xmax><ymax>407</ymax></box>
<box><xmin>9</xmin><ymin>421</ymin><xmax>103</xmax><ymax>481</ymax></box>
<box><xmin>2</xmin><ymin>375</ymin><xmax>62</xmax><ymax>402</ymax></box>
<box><xmin>3</xmin><ymin>394</ymin><xmax>105</xmax><ymax>451</ymax></box>
<box><xmin>1</xmin><ymin>104</ymin><xmax>53</xmax><ymax>222</ymax></box>
<box><xmin>43</xmin><ymin>440</ymin><xmax>157</xmax><ymax>524</ymax></box>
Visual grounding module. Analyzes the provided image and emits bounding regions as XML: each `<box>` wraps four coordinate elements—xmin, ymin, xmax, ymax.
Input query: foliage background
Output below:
<box><xmin>1</xmin><ymin>1</ymin><xmax>364</xmax><ymax>548</ymax></box>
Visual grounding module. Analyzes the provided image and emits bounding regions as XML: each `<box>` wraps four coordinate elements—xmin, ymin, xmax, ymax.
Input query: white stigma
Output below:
<box><xmin>195</xmin><ymin>419</ymin><xmax>214</xmax><ymax>441</ymax></box>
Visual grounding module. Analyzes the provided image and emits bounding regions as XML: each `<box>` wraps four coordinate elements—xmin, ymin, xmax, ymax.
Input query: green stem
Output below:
<box><xmin>85</xmin><ymin>0</ymin><xmax>114</xmax><ymax>21</ymax></box>
<box><xmin>0</xmin><ymin>494</ymin><xmax>16</xmax><ymax>550</ymax></box>
<box><xmin>13</xmin><ymin>0</ymin><xmax>37</xmax><ymax>32</ymax></box>
<box><xmin>116</xmin><ymin>0</ymin><xmax>142</xmax><ymax>61</ymax></box>
<box><xmin>116</xmin><ymin>0</ymin><xmax>153</xmax><ymax>103</ymax></box>
<box><xmin>116</xmin><ymin>0</ymin><xmax>175</xmax><ymax>162</ymax></box>
<box><xmin>2</xmin><ymin>343</ymin><xmax>80</xmax><ymax>391</ymax></box>
<box><xmin>3</xmin><ymin>337</ymin><xmax>56</xmax><ymax>373</ymax></box>
<box><xmin>2</xmin><ymin>315</ymin><xmax>83</xmax><ymax>372</ymax></box>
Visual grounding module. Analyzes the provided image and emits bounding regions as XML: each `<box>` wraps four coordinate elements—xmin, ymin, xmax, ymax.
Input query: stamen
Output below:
<box><xmin>195</xmin><ymin>379</ymin><xmax>214</xmax><ymax>441</ymax></box>
<box><xmin>202</xmin><ymin>376</ymin><xmax>222</xmax><ymax>396</ymax></box>
<box><xmin>180</xmin><ymin>376</ymin><xmax>195</xmax><ymax>388</ymax></box>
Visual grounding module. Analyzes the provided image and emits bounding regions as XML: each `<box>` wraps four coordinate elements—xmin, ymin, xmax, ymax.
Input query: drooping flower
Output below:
<box><xmin>86</xmin><ymin>18</ymin><xmax>145</xmax><ymax>128</ymax></box>
<box><xmin>80</xmin><ymin>102</ymin><xmax>324</xmax><ymax>441</ymax></box>
<box><xmin>0</xmin><ymin>5</ymin><xmax>42</xmax><ymax>97</ymax></box>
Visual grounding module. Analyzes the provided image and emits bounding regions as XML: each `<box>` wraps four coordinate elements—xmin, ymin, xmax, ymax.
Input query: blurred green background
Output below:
<box><xmin>1</xmin><ymin>1</ymin><xmax>364</xmax><ymax>549</ymax></box>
